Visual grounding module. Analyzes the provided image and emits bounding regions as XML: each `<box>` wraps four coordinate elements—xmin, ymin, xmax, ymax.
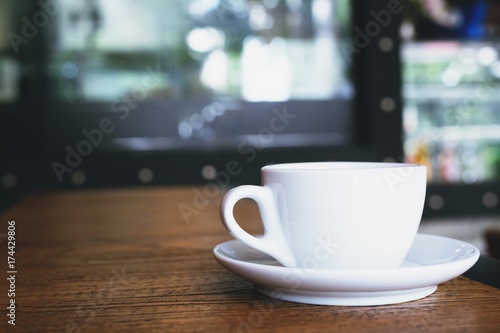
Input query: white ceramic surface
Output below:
<box><xmin>213</xmin><ymin>234</ymin><xmax>480</xmax><ymax>306</ymax></box>
<box><xmin>220</xmin><ymin>162</ymin><xmax>427</xmax><ymax>270</ymax></box>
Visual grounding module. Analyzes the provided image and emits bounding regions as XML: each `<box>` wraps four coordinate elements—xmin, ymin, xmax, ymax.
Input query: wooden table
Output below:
<box><xmin>1</xmin><ymin>186</ymin><xmax>500</xmax><ymax>332</ymax></box>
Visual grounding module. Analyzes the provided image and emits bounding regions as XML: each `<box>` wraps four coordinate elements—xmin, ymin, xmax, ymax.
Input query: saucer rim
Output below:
<box><xmin>213</xmin><ymin>233</ymin><xmax>480</xmax><ymax>293</ymax></box>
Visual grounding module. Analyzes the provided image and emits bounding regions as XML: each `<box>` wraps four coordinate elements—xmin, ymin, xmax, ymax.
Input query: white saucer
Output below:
<box><xmin>213</xmin><ymin>234</ymin><xmax>480</xmax><ymax>306</ymax></box>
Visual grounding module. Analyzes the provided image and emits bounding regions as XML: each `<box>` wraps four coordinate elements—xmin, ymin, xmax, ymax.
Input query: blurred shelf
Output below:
<box><xmin>409</xmin><ymin>124</ymin><xmax>500</xmax><ymax>142</ymax></box>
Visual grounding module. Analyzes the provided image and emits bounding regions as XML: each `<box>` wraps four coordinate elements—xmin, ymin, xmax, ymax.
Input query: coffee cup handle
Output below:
<box><xmin>220</xmin><ymin>185</ymin><xmax>296</xmax><ymax>267</ymax></box>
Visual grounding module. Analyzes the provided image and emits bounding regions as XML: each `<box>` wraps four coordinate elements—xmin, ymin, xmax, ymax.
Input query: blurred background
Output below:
<box><xmin>403</xmin><ymin>0</ymin><xmax>500</xmax><ymax>186</ymax></box>
<box><xmin>0</xmin><ymin>0</ymin><xmax>500</xmax><ymax>251</ymax></box>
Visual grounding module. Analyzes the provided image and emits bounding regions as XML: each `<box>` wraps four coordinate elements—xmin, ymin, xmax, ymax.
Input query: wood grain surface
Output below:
<box><xmin>0</xmin><ymin>186</ymin><xmax>499</xmax><ymax>333</ymax></box>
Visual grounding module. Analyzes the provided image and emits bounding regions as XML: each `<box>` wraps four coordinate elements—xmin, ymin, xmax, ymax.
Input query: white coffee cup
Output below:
<box><xmin>220</xmin><ymin>162</ymin><xmax>427</xmax><ymax>270</ymax></box>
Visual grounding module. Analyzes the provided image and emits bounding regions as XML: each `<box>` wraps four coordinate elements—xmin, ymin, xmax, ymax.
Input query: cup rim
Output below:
<box><xmin>262</xmin><ymin>161</ymin><xmax>424</xmax><ymax>172</ymax></box>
